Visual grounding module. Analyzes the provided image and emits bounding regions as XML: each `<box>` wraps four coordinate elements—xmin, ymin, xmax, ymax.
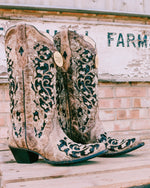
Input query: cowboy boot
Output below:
<box><xmin>53</xmin><ymin>29</ymin><xmax>144</xmax><ymax>157</ymax></box>
<box><xmin>5</xmin><ymin>24</ymin><xmax>107</xmax><ymax>165</ymax></box>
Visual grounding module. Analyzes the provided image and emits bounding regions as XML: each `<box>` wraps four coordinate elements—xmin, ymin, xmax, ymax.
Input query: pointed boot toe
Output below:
<box><xmin>98</xmin><ymin>132</ymin><xmax>145</xmax><ymax>157</ymax></box>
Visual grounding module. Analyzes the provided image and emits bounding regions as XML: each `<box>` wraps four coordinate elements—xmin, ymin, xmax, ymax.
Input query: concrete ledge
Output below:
<box><xmin>0</xmin><ymin>140</ymin><xmax>150</xmax><ymax>188</ymax></box>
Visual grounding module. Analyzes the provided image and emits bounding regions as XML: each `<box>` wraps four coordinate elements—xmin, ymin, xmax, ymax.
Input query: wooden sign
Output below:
<box><xmin>1</xmin><ymin>18</ymin><xmax>150</xmax><ymax>82</ymax></box>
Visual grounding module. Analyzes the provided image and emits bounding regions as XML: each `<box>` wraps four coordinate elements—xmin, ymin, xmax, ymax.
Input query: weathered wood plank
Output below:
<box><xmin>1</xmin><ymin>150</ymin><xmax>150</xmax><ymax>187</ymax></box>
<box><xmin>0</xmin><ymin>143</ymin><xmax>9</xmax><ymax>151</ymax></box>
<box><xmin>0</xmin><ymin>140</ymin><xmax>149</xmax><ymax>188</ymax></box>
<box><xmin>3</xmin><ymin>167</ymin><xmax>150</xmax><ymax>188</ymax></box>
<box><xmin>1</xmin><ymin>16</ymin><xmax>150</xmax><ymax>81</ymax></box>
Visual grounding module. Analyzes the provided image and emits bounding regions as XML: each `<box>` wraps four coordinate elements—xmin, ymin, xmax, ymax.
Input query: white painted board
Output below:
<box><xmin>1</xmin><ymin>18</ymin><xmax>150</xmax><ymax>81</ymax></box>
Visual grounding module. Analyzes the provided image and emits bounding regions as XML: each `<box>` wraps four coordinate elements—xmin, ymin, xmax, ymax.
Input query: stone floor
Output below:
<box><xmin>0</xmin><ymin>140</ymin><xmax>150</xmax><ymax>188</ymax></box>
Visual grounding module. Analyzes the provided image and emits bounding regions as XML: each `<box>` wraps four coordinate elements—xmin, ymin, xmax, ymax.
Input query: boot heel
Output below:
<box><xmin>9</xmin><ymin>146</ymin><xmax>39</xmax><ymax>163</ymax></box>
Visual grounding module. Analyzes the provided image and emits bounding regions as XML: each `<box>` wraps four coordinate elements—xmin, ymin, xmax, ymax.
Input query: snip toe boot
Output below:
<box><xmin>53</xmin><ymin>29</ymin><xmax>144</xmax><ymax>157</ymax></box>
<box><xmin>5</xmin><ymin>24</ymin><xmax>107</xmax><ymax>165</ymax></box>
<box><xmin>98</xmin><ymin>132</ymin><xmax>144</xmax><ymax>157</ymax></box>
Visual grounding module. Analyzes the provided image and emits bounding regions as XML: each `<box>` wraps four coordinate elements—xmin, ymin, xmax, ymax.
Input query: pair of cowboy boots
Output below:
<box><xmin>5</xmin><ymin>24</ymin><xmax>144</xmax><ymax>165</ymax></box>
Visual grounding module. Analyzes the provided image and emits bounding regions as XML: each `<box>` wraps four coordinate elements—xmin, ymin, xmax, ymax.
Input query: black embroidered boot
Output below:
<box><xmin>54</xmin><ymin>29</ymin><xmax>144</xmax><ymax>157</ymax></box>
<box><xmin>5</xmin><ymin>24</ymin><xmax>107</xmax><ymax>165</ymax></box>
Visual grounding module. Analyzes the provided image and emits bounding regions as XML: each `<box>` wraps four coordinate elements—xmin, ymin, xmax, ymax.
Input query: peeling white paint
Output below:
<box><xmin>1</xmin><ymin>17</ymin><xmax>150</xmax><ymax>81</ymax></box>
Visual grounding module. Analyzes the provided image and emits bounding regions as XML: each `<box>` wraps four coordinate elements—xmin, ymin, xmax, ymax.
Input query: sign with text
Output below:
<box><xmin>1</xmin><ymin>18</ymin><xmax>150</xmax><ymax>81</ymax></box>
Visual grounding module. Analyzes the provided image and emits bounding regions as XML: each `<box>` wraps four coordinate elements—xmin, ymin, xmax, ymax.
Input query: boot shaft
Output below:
<box><xmin>5</xmin><ymin>24</ymin><xmax>57</xmax><ymax>150</ymax></box>
<box><xmin>54</xmin><ymin>30</ymin><xmax>99</xmax><ymax>144</ymax></box>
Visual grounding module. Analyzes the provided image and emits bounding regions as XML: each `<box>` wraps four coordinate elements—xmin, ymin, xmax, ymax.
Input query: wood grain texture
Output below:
<box><xmin>0</xmin><ymin>140</ymin><xmax>150</xmax><ymax>188</ymax></box>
